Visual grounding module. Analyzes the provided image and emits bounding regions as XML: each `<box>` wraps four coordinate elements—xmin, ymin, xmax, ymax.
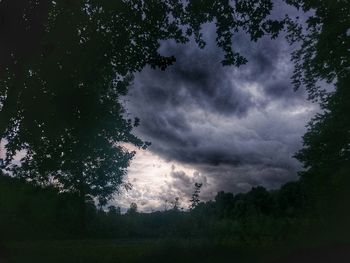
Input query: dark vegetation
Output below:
<box><xmin>1</xmin><ymin>172</ymin><xmax>309</xmax><ymax>241</ymax></box>
<box><xmin>0</xmin><ymin>0</ymin><xmax>349</xmax><ymax>262</ymax></box>
<box><xmin>1</xmin><ymin>170</ymin><xmax>349</xmax><ymax>262</ymax></box>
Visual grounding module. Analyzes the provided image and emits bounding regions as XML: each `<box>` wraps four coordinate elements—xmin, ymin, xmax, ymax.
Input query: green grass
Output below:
<box><xmin>2</xmin><ymin>239</ymin><xmax>153</xmax><ymax>263</ymax></box>
<box><xmin>2</xmin><ymin>238</ymin><xmax>349</xmax><ymax>263</ymax></box>
<box><xmin>1</xmin><ymin>239</ymin><xmax>284</xmax><ymax>263</ymax></box>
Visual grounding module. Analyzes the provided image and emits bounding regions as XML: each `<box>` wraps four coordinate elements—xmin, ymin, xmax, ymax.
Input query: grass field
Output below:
<box><xmin>0</xmin><ymin>239</ymin><xmax>284</xmax><ymax>263</ymax></box>
<box><xmin>1</xmin><ymin>239</ymin><xmax>349</xmax><ymax>263</ymax></box>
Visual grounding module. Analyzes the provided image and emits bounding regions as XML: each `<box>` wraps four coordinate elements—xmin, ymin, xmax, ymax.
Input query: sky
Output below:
<box><xmin>114</xmin><ymin>6</ymin><xmax>319</xmax><ymax>213</ymax></box>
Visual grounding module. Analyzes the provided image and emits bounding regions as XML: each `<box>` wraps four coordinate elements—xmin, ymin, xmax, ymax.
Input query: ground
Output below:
<box><xmin>1</xmin><ymin>239</ymin><xmax>349</xmax><ymax>263</ymax></box>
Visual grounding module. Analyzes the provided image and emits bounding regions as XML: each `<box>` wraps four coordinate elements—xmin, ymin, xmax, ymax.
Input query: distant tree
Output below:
<box><xmin>214</xmin><ymin>191</ymin><xmax>234</xmax><ymax>218</ymax></box>
<box><xmin>171</xmin><ymin>197</ymin><xmax>181</xmax><ymax>211</ymax></box>
<box><xmin>277</xmin><ymin>181</ymin><xmax>306</xmax><ymax>216</ymax></box>
<box><xmin>127</xmin><ymin>202</ymin><xmax>138</xmax><ymax>215</ymax></box>
<box><xmin>107</xmin><ymin>205</ymin><xmax>121</xmax><ymax>217</ymax></box>
<box><xmin>163</xmin><ymin>199</ymin><xmax>170</xmax><ymax>211</ymax></box>
<box><xmin>233</xmin><ymin>193</ymin><xmax>248</xmax><ymax>219</ymax></box>
<box><xmin>189</xmin><ymin>183</ymin><xmax>203</xmax><ymax>210</ymax></box>
<box><xmin>246</xmin><ymin>186</ymin><xmax>273</xmax><ymax>215</ymax></box>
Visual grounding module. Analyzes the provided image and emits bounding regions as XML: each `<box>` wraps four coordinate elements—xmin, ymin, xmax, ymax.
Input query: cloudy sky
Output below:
<box><xmin>114</xmin><ymin>5</ymin><xmax>318</xmax><ymax>212</ymax></box>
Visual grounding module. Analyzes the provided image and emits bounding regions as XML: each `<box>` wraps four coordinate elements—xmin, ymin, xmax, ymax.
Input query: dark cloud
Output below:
<box><xmin>130</xmin><ymin>47</ymin><xmax>255</xmax><ymax>118</ymax></box>
<box><xmin>123</xmin><ymin>9</ymin><xmax>317</xmax><ymax>202</ymax></box>
<box><xmin>167</xmin><ymin>166</ymin><xmax>208</xmax><ymax>198</ymax></box>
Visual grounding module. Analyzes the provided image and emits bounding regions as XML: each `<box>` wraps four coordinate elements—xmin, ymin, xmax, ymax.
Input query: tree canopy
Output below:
<box><xmin>284</xmin><ymin>0</ymin><xmax>350</xmax><ymax>222</ymax></box>
<box><xmin>0</xmin><ymin>0</ymin><xmax>285</xmax><ymax>207</ymax></box>
<box><xmin>285</xmin><ymin>0</ymin><xmax>350</xmax><ymax>100</ymax></box>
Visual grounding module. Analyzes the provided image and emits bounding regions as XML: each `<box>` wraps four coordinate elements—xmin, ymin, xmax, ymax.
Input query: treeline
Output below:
<box><xmin>2</xmin><ymin>170</ymin><xmax>346</xmax><ymax>245</ymax></box>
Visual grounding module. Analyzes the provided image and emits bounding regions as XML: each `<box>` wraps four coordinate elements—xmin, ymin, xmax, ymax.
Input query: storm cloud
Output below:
<box><xmin>119</xmin><ymin>10</ymin><xmax>318</xmax><ymax>211</ymax></box>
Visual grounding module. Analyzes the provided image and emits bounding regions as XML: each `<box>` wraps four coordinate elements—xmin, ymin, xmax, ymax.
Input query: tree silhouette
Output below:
<box><xmin>277</xmin><ymin>181</ymin><xmax>306</xmax><ymax>216</ymax></box>
<box><xmin>214</xmin><ymin>191</ymin><xmax>234</xmax><ymax>218</ymax></box>
<box><xmin>285</xmin><ymin>0</ymin><xmax>349</xmax><ymax>100</ymax></box>
<box><xmin>171</xmin><ymin>197</ymin><xmax>181</xmax><ymax>211</ymax></box>
<box><xmin>288</xmin><ymin>0</ymin><xmax>350</xmax><ymax>223</ymax></box>
<box><xmin>0</xmin><ymin>1</ymin><xmax>285</xmax><ymax>224</ymax></box>
<box><xmin>295</xmin><ymin>74</ymin><xmax>350</xmax><ymax>216</ymax></box>
<box><xmin>127</xmin><ymin>202</ymin><xmax>138</xmax><ymax>215</ymax></box>
<box><xmin>107</xmin><ymin>205</ymin><xmax>121</xmax><ymax>217</ymax></box>
<box><xmin>189</xmin><ymin>182</ymin><xmax>203</xmax><ymax>210</ymax></box>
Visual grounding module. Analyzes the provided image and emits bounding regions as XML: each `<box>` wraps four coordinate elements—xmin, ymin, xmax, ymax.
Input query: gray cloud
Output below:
<box><xmin>121</xmin><ymin>8</ymin><xmax>317</xmax><ymax>207</ymax></box>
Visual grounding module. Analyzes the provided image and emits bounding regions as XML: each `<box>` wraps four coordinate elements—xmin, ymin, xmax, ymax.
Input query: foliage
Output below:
<box><xmin>0</xmin><ymin>0</ymin><xmax>286</xmax><ymax>212</ymax></box>
<box><xmin>189</xmin><ymin>182</ymin><xmax>202</xmax><ymax>210</ymax></box>
<box><xmin>285</xmin><ymin>0</ymin><xmax>350</xmax><ymax>101</ymax></box>
<box><xmin>0</xmin><ymin>172</ymin><xmax>307</xmax><ymax>243</ymax></box>
<box><xmin>287</xmin><ymin>0</ymin><xmax>350</xmax><ymax>222</ymax></box>
<box><xmin>295</xmin><ymin>74</ymin><xmax>350</xmax><ymax>220</ymax></box>
<box><xmin>126</xmin><ymin>202</ymin><xmax>138</xmax><ymax>215</ymax></box>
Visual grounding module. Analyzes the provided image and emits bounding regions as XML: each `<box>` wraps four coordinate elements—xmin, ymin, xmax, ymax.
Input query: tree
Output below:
<box><xmin>288</xmin><ymin>0</ymin><xmax>350</xmax><ymax>223</ymax></box>
<box><xmin>277</xmin><ymin>181</ymin><xmax>306</xmax><ymax>216</ymax></box>
<box><xmin>127</xmin><ymin>202</ymin><xmax>138</xmax><ymax>215</ymax></box>
<box><xmin>246</xmin><ymin>186</ymin><xmax>273</xmax><ymax>215</ymax></box>
<box><xmin>214</xmin><ymin>191</ymin><xmax>234</xmax><ymax>218</ymax></box>
<box><xmin>0</xmin><ymin>0</ymin><xmax>284</xmax><ymax>139</ymax></box>
<box><xmin>189</xmin><ymin>183</ymin><xmax>203</xmax><ymax>210</ymax></box>
<box><xmin>285</xmin><ymin>0</ymin><xmax>350</xmax><ymax>100</ymax></box>
<box><xmin>108</xmin><ymin>205</ymin><xmax>121</xmax><ymax>217</ymax></box>
<box><xmin>171</xmin><ymin>197</ymin><xmax>181</xmax><ymax>211</ymax></box>
<box><xmin>0</xmin><ymin>0</ymin><xmax>285</xmax><ymax>229</ymax></box>
<box><xmin>295</xmin><ymin>74</ymin><xmax>350</xmax><ymax>215</ymax></box>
